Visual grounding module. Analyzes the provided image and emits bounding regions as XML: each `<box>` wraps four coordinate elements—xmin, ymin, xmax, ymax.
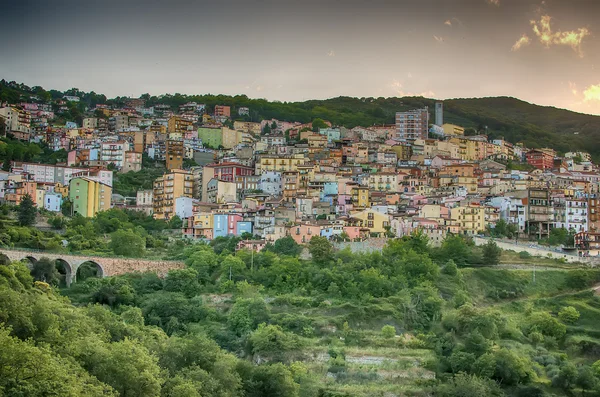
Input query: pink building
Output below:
<box><xmin>237</xmin><ymin>240</ymin><xmax>267</xmax><ymax>252</ymax></box>
<box><xmin>290</xmin><ymin>224</ymin><xmax>323</xmax><ymax>244</ymax></box>
<box><xmin>343</xmin><ymin>226</ymin><xmax>361</xmax><ymax>240</ymax></box>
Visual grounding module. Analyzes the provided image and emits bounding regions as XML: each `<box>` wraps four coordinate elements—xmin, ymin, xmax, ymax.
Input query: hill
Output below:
<box><xmin>2</xmin><ymin>79</ymin><xmax>600</xmax><ymax>158</ymax></box>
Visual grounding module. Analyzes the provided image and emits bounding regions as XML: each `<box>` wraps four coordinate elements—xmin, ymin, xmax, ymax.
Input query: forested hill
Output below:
<box><xmin>2</xmin><ymin>79</ymin><xmax>600</xmax><ymax>157</ymax></box>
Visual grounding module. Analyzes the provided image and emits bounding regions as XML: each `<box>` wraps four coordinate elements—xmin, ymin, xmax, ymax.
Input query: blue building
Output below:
<box><xmin>213</xmin><ymin>214</ymin><xmax>229</xmax><ymax>238</ymax></box>
<box><xmin>236</xmin><ymin>221</ymin><xmax>253</xmax><ymax>236</ymax></box>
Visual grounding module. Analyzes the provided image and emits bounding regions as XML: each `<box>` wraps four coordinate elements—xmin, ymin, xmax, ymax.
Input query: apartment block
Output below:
<box><xmin>153</xmin><ymin>170</ymin><xmax>194</xmax><ymax>220</ymax></box>
<box><xmin>395</xmin><ymin>108</ymin><xmax>429</xmax><ymax>141</ymax></box>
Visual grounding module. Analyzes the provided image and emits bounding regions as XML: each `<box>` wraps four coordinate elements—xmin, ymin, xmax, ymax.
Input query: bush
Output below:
<box><xmin>381</xmin><ymin>325</ymin><xmax>396</xmax><ymax>339</ymax></box>
<box><xmin>519</xmin><ymin>251</ymin><xmax>531</xmax><ymax>259</ymax></box>
<box><xmin>558</xmin><ymin>306</ymin><xmax>580</xmax><ymax>324</ymax></box>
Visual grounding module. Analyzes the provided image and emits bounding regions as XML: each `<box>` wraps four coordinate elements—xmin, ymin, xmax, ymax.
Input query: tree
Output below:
<box><xmin>168</xmin><ymin>215</ymin><xmax>183</xmax><ymax>229</ymax></box>
<box><xmin>482</xmin><ymin>240</ymin><xmax>501</xmax><ymax>266</ymax></box>
<box><xmin>268</xmin><ymin>236</ymin><xmax>302</xmax><ymax>257</ymax></box>
<box><xmin>558</xmin><ymin>306</ymin><xmax>580</xmax><ymax>324</ymax></box>
<box><xmin>311</xmin><ymin>118</ymin><xmax>327</xmax><ymax>131</ymax></box>
<box><xmin>552</xmin><ymin>362</ymin><xmax>578</xmax><ymax>392</ymax></box>
<box><xmin>249</xmin><ymin>323</ymin><xmax>302</xmax><ymax>356</ymax></box>
<box><xmin>435</xmin><ymin>373</ymin><xmax>503</xmax><ymax>397</ymax></box>
<box><xmin>18</xmin><ymin>194</ymin><xmax>36</xmax><ymax>226</ymax></box>
<box><xmin>164</xmin><ymin>268</ymin><xmax>202</xmax><ymax>298</ymax></box>
<box><xmin>308</xmin><ymin>236</ymin><xmax>333</xmax><ymax>264</ymax></box>
<box><xmin>443</xmin><ymin>259</ymin><xmax>458</xmax><ymax>276</ymax></box>
<box><xmin>438</xmin><ymin>235</ymin><xmax>471</xmax><ymax>266</ymax></box>
<box><xmin>0</xmin><ymin>327</ymin><xmax>114</xmax><ymax>396</ymax></box>
<box><xmin>30</xmin><ymin>257</ymin><xmax>60</xmax><ymax>285</ymax></box>
<box><xmin>576</xmin><ymin>365</ymin><xmax>598</xmax><ymax>394</ymax></box>
<box><xmin>109</xmin><ymin>229</ymin><xmax>145</xmax><ymax>257</ymax></box>
<box><xmin>491</xmin><ymin>348</ymin><xmax>534</xmax><ymax>386</ymax></box>
<box><xmin>79</xmin><ymin>338</ymin><xmax>164</xmax><ymax>397</ymax></box>
<box><xmin>262</xmin><ymin>123</ymin><xmax>271</xmax><ymax>135</ymax></box>
<box><xmin>381</xmin><ymin>325</ymin><xmax>396</xmax><ymax>339</ymax></box>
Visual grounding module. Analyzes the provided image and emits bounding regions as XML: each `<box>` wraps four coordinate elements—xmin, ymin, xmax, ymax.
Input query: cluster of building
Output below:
<box><xmin>2</xmin><ymin>96</ymin><xmax>600</xmax><ymax>256</ymax></box>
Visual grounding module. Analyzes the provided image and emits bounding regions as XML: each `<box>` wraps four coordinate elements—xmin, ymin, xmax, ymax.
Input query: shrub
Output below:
<box><xmin>558</xmin><ymin>306</ymin><xmax>580</xmax><ymax>324</ymax></box>
<box><xmin>519</xmin><ymin>251</ymin><xmax>531</xmax><ymax>259</ymax></box>
<box><xmin>381</xmin><ymin>325</ymin><xmax>396</xmax><ymax>339</ymax></box>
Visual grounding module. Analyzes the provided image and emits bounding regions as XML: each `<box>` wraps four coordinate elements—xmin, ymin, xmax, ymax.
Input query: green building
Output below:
<box><xmin>197</xmin><ymin>127</ymin><xmax>223</xmax><ymax>148</ymax></box>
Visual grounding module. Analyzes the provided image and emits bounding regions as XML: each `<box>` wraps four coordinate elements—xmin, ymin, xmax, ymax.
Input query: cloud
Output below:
<box><xmin>583</xmin><ymin>84</ymin><xmax>600</xmax><ymax>102</ymax></box>
<box><xmin>487</xmin><ymin>0</ymin><xmax>500</xmax><ymax>6</ymax></box>
<box><xmin>444</xmin><ymin>18</ymin><xmax>463</xmax><ymax>28</ymax></box>
<box><xmin>569</xmin><ymin>81</ymin><xmax>578</xmax><ymax>96</ymax></box>
<box><xmin>433</xmin><ymin>35</ymin><xmax>445</xmax><ymax>44</ymax></box>
<box><xmin>327</xmin><ymin>50</ymin><xmax>335</xmax><ymax>57</ymax></box>
<box><xmin>511</xmin><ymin>34</ymin><xmax>531</xmax><ymax>51</ymax></box>
<box><xmin>530</xmin><ymin>15</ymin><xmax>590</xmax><ymax>57</ymax></box>
<box><xmin>390</xmin><ymin>80</ymin><xmax>435</xmax><ymax>98</ymax></box>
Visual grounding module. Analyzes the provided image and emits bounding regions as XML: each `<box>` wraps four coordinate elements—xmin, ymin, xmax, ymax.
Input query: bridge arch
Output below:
<box><xmin>21</xmin><ymin>256</ymin><xmax>38</xmax><ymax>270</ymax></box>
<box><xmin>54</xmin><ymin>258</ymin><xmax>73</xmax><ymax>287</ymax></box>
<box><xmin>75</xmin><ymin>260</ymin><xmax>105</xmax><ymax>283</ymax></box>
<box><xmin>0</xmin><ymin>253</ymin><xmax>10</xmax><ymax>266</ymax></box>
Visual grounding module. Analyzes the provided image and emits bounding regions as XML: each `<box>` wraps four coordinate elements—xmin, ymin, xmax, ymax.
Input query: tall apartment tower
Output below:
<box><xmin>435</xmin><ymin>102</ymin><xmax>443</xmax><ymax>126</ymax></box>
<box><xmin>395</xmin><ymin>107</ymin><xmax>429</xmax><ymax>141</ymax></box>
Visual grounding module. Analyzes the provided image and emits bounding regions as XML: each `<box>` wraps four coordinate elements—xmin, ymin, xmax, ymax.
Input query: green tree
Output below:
<box><xmin>249</xmin><ymin>323</ymin><xmax>303</xmax><ymax>356</ymax></box>
<box><xmin>30</xmin><ymin>257</ymin><xmax>61</xmax><ymax>285</ymax></box>
<box><xmin>438</xmin><ymin>235</ymin><xmax>471</xmax><ymax>266</ymax></box>
<box><xmin>308</xmin><ymin>236</ymin><xmax>333</xmax><ymax>264</ymax></box>
<box><xmin>268</xmin><ymin>236</ymin><xmax>302</xmax><ymax>257</ymax></box>
<box><xmin>435</xmin><ymin>373</ymin><xmax>503</xmax><ymax>397</ymax></box>
<box><xmin>241</xmin><ymin>362</ymin><xmax>299</xmax><ymax>397</ymax></box>
<box><xmin>311</xmin><ymin>118</ymin><xmax>327</xmax><ymax>131</ymax></box>
<box><xmin>168</xmin><ymin>215</ymin><xmax>183</xmax><ymax>229</ymax></box>
<box><xmin>18</xmin><ymin>194</ymin><xmax>36</xmax><ymax>226</ymax></box>
<box><xmin>164</xmin><ymin>268</ymin><xmax>202</xmax><ymax>297</ymax></box>
<box><xmin>109</xmin><ymin>229</ymin><xmax>145</xmax><ymax>257</ymax></box>
<box><xmin>78</xmin><ymin>338</ymin><xmax>164</xmax><ymax>397</ymax></box>
<box><xmin>381</xmin><ymin>325</ymin><xmax>396</xmax><ymax>339</ymax></box>
<box><xmin>482</xmin><ymin>240</ymin><xmax>502</xmax><ymax>266</ymax></box>
<box><xmin>558</xmin><ymin>306</ymin><xmax>580</xmax><ymax>324</ymax></box>
<box><xmin>0</xmin><ymin>327</ymin><xmax>114</xmax><ymax>396</ymax></box>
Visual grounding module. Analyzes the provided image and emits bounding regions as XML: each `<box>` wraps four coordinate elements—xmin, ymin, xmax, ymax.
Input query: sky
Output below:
<box><xmin>1</xmin><ymin>0</ymin><xmax>599</xmax><ymax>115</ymax></box>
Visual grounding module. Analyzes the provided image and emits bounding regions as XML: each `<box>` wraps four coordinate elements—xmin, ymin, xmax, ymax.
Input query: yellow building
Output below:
<box><xmin>69</xmin><ymin>177</ymin><xmax>112</xmax><ymax>217</ymax></box>
<box><xmin>54</xmin><ymin>183</ymin><xmax>69</xmax><ymax>198</ymax></box>
<box><xmin>35</xmin><ymin>188</ymin><xmax>45</xmax><ymax>209</ymax></box>
<box><xmin>368</xmin><ymin>172</ymin><xmax>399</xmax><ymax>192</ymax></box>
<box><xmin>233</xmin><ymin>121</ymin><xmax>261</xmax><ymax>134</ymax></box>
<box><xmin>168</xmin><ymin>116</ymin><xmax>192</xmax><ymax>137</ymax></box>
<box><xmin>153</xmin><ymin>169</ymin><xmax>194</xmax><ymax>220</ymax></box>
<box><xmin>351</xmin><ymin>186</ymin><xmax>370</xmax><ymax>208</ymax></box>
<box><xmin>449</xmin><ymin>137</ymin><xmax>479</xmax><ymax>161</ymax></box>
<box><xmin>257</xmin><ymin>154</ymin><xmax>307</xmax><ymax>174</ymax></box>
<box><xmin>222</xmin><ymin>127</ymin><xmax>238</xmax><ymax>149</ymax></box>
<box><xmin>351</xmin><ymin>209</ymin><xmax>391</xmax><ymax>237</ymax></box>
<box><xmin>442</xmin><ymin>124</ymin><xmax>465</xmax><ymax>136</ymax></box>
<box><xmin>390</xmin><ymin>144</ymin><xmax>412</xmax><ymax>160</ymax></box>
<box><xmin>450</xmin><ymin>204</ymin><xmax>486</xmax><ymax>235</ymax></box>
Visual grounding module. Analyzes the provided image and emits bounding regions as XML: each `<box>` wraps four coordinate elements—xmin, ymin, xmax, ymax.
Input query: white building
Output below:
<box><xmin>259</xmin><ymin>171</ymin><xmax>283</xmax><ymax>197</ymax></box>
<box><xmin>175</xmin><ymin>197</ymin><xmax>195</xmax><ymax>219</ymax></box>
<box><xmin>101</xmin><ymin>141</ymin><xmax>130</xmax><ymax>169</ymax></box>
<box><xmin>44</xmin><ymin>192</ymin><xmax>63</xmax><ymax>212</ymax></box>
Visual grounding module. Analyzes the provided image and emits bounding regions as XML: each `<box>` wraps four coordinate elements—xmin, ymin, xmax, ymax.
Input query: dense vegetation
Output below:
<box><xmin>4</xmin><ymin>228</ymin><xmax>600</xmax><ymax>396</ymax></box>
<box><xmin>0</xmin><ymin>205</ymin><xmax>182</xmax><ymax>260</ymax></box>
<box><xmin>2</xmin><ymin>79</ymin><xmax>600</xmax><ymax>158</ymax></box>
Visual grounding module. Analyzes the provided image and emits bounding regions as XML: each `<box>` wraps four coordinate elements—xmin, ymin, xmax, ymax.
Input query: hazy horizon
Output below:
<box><xmin>1</xmin><ymin>0</ymin><xmax>599</xmax><ymax>115</ymax></box>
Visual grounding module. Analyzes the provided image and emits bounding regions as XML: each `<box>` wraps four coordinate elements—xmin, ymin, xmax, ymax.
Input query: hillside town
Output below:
<box><xmin>2</xmin><ymin>90</ymin><xmax>600</xmax><ymax>257</ymax></box>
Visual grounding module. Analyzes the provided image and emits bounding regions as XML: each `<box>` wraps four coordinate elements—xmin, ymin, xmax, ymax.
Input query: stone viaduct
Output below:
<box><xmin>0</xmin><ymin>249</ymin><xmax>185</xmax><ymax>286</ymax></box>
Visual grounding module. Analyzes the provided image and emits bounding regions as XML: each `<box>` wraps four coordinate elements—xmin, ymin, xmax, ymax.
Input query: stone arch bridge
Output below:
<box><xmin>0</xmin><ymin>249</ymin><xmax>185</xmax><ymax>286</ymax></box>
